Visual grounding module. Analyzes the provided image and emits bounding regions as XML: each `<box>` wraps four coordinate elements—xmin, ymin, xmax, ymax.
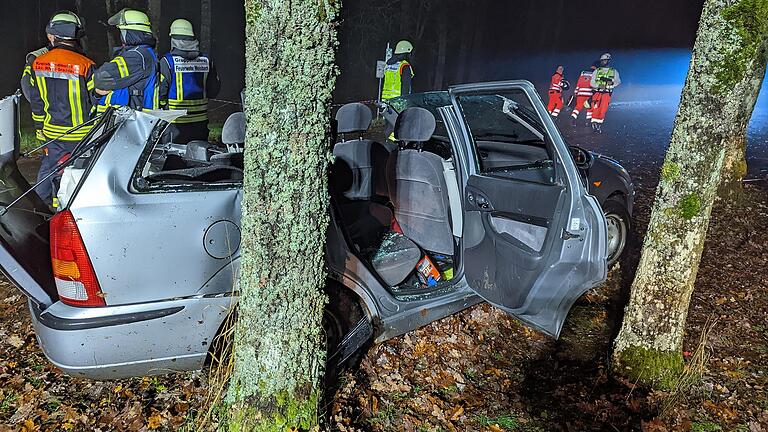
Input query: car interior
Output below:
<box><xmin>140</xmin><ymin>112</ymin><xmax>246</xmax><ymax>186</ymax></box>
<box><xmin>331</xmin><ymin>103</ymin><xmax>463</xmax><ymax>297</ymax></box>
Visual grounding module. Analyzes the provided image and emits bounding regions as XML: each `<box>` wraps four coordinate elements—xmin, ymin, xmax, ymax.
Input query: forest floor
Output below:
<box><xmin>1</xmin><ymin>103</ymin><xmax>767</xmax><ymax>431</ymax></box>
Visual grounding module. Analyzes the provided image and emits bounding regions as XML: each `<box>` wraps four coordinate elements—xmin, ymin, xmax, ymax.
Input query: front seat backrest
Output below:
<box><xmin>222</xmin><ymin>112</ymin><xmax>246</xmax><ymax>146</ymax></box>
<box><xmin>332</xmin><ymin>103</ymin><xmax>391</xmax><ymax>200</ymax></box>
<box><xmin>388</xmin><ymin>107</ymin><xmax>454</xmax><ymax>255</ymax></box>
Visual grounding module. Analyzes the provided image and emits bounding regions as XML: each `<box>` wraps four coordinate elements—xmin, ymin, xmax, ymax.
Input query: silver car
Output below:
<box><xmin>0</xmin><ymin>81</ymin><xmax>632</xmax><ymax>379</ymax></box>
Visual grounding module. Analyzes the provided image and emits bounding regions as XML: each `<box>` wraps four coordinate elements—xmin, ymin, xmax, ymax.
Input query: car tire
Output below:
<box><xmin>603</xmin><ymin>196</ymin><xmax>631</xmax><ymax>267</ymax></box>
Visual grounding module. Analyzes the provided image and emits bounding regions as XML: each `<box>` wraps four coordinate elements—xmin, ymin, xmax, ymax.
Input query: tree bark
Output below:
<box><xmin>612</xmin><ymin>0</ymin><xmax>768</xmax><ymax>389</ymax></box>
<box><xmin>147</xmin><ymin>0</ymin><xmax>162</xmax><ymax>39</ymax></box>
<box><xmin>226</xmin><ymin>0</ymin><xmax>340</xmax><ymax>429</ymax></box>
<box><xmin>432</xmin><ymin>7</ymin><xmax>448</xmax><ymax>91</ymax></box>
<box><xmin>199</xmin><ymin>0</ymin><xmax>212</xmax><ymax>54</ymax></box>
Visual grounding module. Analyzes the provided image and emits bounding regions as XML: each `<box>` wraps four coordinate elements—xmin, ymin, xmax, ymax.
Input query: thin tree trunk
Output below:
<box><xmin>226</xmin><ymin>0</ymin><xmax>340</xmax><ymax>429</ymax></box>
<box><xmin>454</xmin><ymin>2</ymin><xmax>474</xmax><ymax>84</ymax></box>
<box><xmin>199</xmin><ymin>0</ymin><xmax>212</xmax><ymax>54</ymax></box>
<box><xmin>105</xmin><ymin>0</ymin><xmax>117</xmax><ymax>54</ymax></box>
<box><xmin>612</xmin><ymin>0</ymin><xmax>768</xmax><ymax>389</ymax></box>
<box><xmin>147</xmin><ymin>0</ymin><xmax>162</xmax><ymax>39</ymax></box>
<box><xmin>432</xmin><ymin>7</ymin><xmax>448</xmax><ymax>91</ymax></box>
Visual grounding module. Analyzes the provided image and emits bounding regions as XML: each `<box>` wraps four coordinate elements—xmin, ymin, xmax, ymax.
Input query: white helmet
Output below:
<box><xmin>600</xmin><ymin>53</ymin><xmax>612</xmax><ymax>61</ymax></box>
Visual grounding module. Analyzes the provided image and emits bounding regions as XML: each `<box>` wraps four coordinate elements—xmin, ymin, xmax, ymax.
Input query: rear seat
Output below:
<box><xmin>332</xmin><ymin>103</ymin><xmax>395</xmax><ymax>251</ymax></box>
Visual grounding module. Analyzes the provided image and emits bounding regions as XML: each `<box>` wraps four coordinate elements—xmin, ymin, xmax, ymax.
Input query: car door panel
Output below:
<box><xmin>449</xmin><ymin>81</ymin><xmax>607</xmax><ymax>338</ymax></box>
<box><xmin>0</xmin><ymin>94</ymin><xmax>56</xmax><ymax>307</ymax></box>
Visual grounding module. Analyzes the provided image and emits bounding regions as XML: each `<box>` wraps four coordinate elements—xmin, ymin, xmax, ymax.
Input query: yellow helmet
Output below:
<box><xmin>47</xmin><ymin>11</ymin><xmax>84</xmax><ymax>40</ymax></box>
<box><xmin>395</xmin><ymin>40</ymin><xmax>413</xmax><ymax>55</ymax></box>
<box><xmin>108</xmin><ymin>8</ymin><xmax>152</xmax><ymax>33</ymax></box>
<box><xmin>170</xmin><ymin>19</ymin><xmax>195</xmax><ymax>37</ymax></box>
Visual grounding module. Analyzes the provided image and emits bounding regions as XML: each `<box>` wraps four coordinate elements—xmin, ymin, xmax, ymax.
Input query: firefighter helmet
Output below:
<box><xmin>170</xmin><ymin>19</ymin><xmax>195</xmax><ymax>37</ymax></box>
<box><xmin>46</xmin><ymin>11</ymin><xmax>84</xmax><ymax>40</ymax></box>
<box><xmin>108</xmin><ymin>9</ymin><xmax>152</xmax><ymax>33</ymax></box>
<box><xmin>394</xmin><ymin>40</ymin><xmax>414</xmax><ymax>55</ymax></box>
<box><xmin>600</xmin><ymin>53</ymin><xmax>612</xmax><ymax>61</ymax></box>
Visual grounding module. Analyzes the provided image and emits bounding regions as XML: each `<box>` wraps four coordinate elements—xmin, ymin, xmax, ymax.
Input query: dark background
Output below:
<box><xmin>0</xmin><ymin>0</ymin><xmax>711</xmax><ymax>104</ymax></box>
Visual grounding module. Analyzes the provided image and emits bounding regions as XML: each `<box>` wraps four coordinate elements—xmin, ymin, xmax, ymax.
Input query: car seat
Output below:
<box><xmin>331</xmin><ymin>103</ymin><xmax>397</xmax><ymax>250</ymax></box>
<box><xmin>386</xmin><ymin>107</ymin><xmax>454</xmax><ymax>256</ymax></box>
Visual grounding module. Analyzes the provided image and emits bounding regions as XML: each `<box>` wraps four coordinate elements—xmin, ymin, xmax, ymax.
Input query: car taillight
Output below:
<box><xmin>50</xmin><ymin>210</ymin><xmax>105</xmax><ymax>307</ymax></box>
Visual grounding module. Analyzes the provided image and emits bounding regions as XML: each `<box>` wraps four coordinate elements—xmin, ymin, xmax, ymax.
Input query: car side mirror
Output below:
<box><xmin>569</xmin><ymin>146</ymin><xmax>594</xmax><ymax>170</ymax></box>
<box><xmin>0</xmin><ymin>93</ymin><xmax>21</xmax><ymax>164</ymax></box>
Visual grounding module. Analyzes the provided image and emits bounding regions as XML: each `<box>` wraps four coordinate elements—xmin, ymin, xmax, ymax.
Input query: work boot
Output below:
<box><xmin>570</xmin><ymin>117</ymin><xmax>577</xmax><ymax>126</ymax></box>
<box><xmin>594</xmin><ymin>123</ymin><xmax>602</xmax><ymax>134</ymax></box>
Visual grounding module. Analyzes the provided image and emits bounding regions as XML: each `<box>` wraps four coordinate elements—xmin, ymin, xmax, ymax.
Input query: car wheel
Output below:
<box><xmin>603</xmin><ymin>197</ymin><xmax>630</xmax><ymax>267</ymax></box>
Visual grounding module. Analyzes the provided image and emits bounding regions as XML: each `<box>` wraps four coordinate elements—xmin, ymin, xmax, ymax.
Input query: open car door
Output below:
<box><xmin>0</xmin><ymin>93</ymin><xmax>56</xmax><ymax>307</ymax></box>
<box><xmin>449</xmin><ymin>81</ymin><xmax>607</xmax><ymax>338</ymax></box>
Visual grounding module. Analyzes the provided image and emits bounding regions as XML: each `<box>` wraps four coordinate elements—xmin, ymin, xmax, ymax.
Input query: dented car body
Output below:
<box><xmin>0</xmin><ymin>81</ymin><xmax>633</xmax><ymax>379</ymax></box>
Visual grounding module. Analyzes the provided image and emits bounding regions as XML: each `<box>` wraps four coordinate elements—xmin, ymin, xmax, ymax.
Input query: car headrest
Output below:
<box><xmin>394</xmin><ymin>107</ymin><xmax>435</xmax><ymax>142</ymax></box>
<box><xmin>222</xmin><ymin>112</ymin><xmax>246</xmax><ymax>145</ymax></box>
<box><xmin>335</xmin><ymin>103</ymin><xmax>372</xmax><ymax>134</ymax></box>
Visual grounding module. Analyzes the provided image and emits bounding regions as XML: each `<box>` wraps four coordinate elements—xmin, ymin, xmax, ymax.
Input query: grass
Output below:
<box><xmin>690</xmin><ymin>421</ymin><xmax>723</xmax><ymax>432</ymax></box>
<box><xmin>20</xmin><ymin>126</ymin><xmax>38</xmax><ymax>154</ymax></box>
<box><xmin>477</xmin><ymin>414</ymin><xmax>519</xmax><ymax>430</ymax></box>
<box><xmin>209</xmin><ymin>121</ymin><xmax>224</xmax><ymax>143</ymax></box>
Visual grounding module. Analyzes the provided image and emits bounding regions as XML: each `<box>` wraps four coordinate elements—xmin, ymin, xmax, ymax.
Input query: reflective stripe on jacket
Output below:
<box><xmin>96</xmin><ymin>45</ymin><xmax>160</xmax><ymax>113</ymax></box>
<box><xmin>575</xmin><ymin>71</ymin><xmax>594</xmax><ymax>97</ymax></box>
<box><xmin>549</xmin><ymin>72</ymin><xmax>564</xmax><ymax>92</ymax></box>
<box><xmin>162</xmin><ymin>53</ymin><xmax>210</xmax><ymax>124</ymax></box>
<box><xmin>382</xmin><ymin>60</ymin><xmax>413</xmax><ymax>100</ymax></box>
<box><xmin>31</xmin><ymin>46</ymin><xmax>95</xmax><ymax>142</ymax></box>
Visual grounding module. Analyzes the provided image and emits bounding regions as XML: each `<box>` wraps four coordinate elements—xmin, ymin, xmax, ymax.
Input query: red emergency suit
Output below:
<box><xmin>571</xmin><ymin>70</ymin><xmax>594</xmax><ymax>121</ymax></box>
<box><xmin>547</xmin><ymin>72</ymin><xmax>564</xmax><ymax>117</ymax></box>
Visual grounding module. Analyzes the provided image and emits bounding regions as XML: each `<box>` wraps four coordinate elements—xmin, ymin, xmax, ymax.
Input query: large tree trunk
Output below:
<box><xmin>612</xmin><ymin>0</ymin><xmax>768</xmax><ymax>389</ymax></box>
<box><xmin>226</xmin><ymin>0</ymin><xmax>340</xmax><ymax>429</ymax></box>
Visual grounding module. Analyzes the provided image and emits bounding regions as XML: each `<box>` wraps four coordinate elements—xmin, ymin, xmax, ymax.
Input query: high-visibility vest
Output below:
<box><xmin>549</xmin><ymin>72</ymin><xmax>564</xmax><ymax>92</ymax></box>
<box><xmin>381</xmin><ymin>60</ymin><xmax>413</xmax><ymax>100</ymax></box>
<box><xmin>32</xmin><ymin>47</ymin><xmax>95</xmax><ymax>142</ymax></box>
<box><xmin>97</xmin><ymin>45</ymin><xmax>160</xmax><ymax>113</ymax></box>
<box><xmin>163</xmin><ymin>53</ymin><xmax>211</xmax><ymax>124</ymax></box>
<box><xmin>575</xmin><ymin>71</ymin><xmax>594</xmax><ymax>97</ymax></box>
<box><xmin>594</xmin><ymin>67</ymin><xmax>617</xmax><ymax>93</ymax></box>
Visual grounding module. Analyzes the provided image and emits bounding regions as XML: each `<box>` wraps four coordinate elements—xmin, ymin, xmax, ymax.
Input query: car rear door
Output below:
<box><xmin>0</xmin><ymin>94</ymin><xmax>56</xmax><ymax>307</ymax></box>
<box><xmin>449</xmin><ymin>81</ymin><xmax>607</xmax><ymax>338</ymax></box>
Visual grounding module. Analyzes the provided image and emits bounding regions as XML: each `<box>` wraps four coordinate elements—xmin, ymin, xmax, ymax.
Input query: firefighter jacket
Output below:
<box><xmin>159</xmin><ymin>48</ymin><xmax>221</xmax><ymax>124</ymax></box>
<box><xmin>591</xmin><ymin>67</ymin><xmax>621</xmax><ymax>93</ymax></box>
<box><xmin>94</xmin><ymin>44</ymin><xmax>161</xmax><ymax>113</ymax></box>
<box><xmin>382</xmin><ymin>54</ymin><xmax>414</xmax><ymax>100</ymax></box>
<box><xmin>21</xmin><ymin>47</ymin><xmax>49</xmax><ymax>140</ymax></box>
<box><xmin>575</xmin><ymin>70</ymin><xmax>595</xmax><ymax>97</ymax></box>
<box><xmin>29</xmin><ymin>45</ymin><xmax>96</xmax><ymax>142</ymax></box>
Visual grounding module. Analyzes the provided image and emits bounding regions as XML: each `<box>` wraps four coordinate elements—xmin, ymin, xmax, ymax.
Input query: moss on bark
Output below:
<box><xmin>226</xmin><ymin>0</ymin><xmax>341</xmax><ymax>429</ymax></box>
<box><xmin>612</xmin><ymin>346</ymin><xmax>684</xmax><ymax>389</ymax></box>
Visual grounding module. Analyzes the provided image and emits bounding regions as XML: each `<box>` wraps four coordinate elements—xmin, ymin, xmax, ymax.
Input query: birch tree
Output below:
<box><xmin>226</xmin><ymin>0</ymin><xmax>340</xmax><ymax>429</ymax></box>
<box><xmin>612</xmin><ymin>0</ymin><xmax>768</xmax><ymax>388</ymax></box>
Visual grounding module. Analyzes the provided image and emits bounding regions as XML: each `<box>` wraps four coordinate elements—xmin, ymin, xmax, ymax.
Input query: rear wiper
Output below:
<box><xmin>486</xmin><ymin>159</ymin><xmax>553</xmax><ymax>174</ymax></box>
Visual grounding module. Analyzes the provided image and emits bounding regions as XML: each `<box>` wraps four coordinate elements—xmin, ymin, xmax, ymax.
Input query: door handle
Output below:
<box><xmin>476</xmin><ymin>196</ymin><xmax>492</xmax><ymax>211</ymax></box>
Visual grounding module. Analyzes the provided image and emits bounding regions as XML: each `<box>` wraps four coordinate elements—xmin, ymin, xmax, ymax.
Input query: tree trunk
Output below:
<box><xmin>147</xmin><ymin>0</ymin><xmax>162</xmax><ymax>39</ymax></box>
<box><xmin>718</xmin><ymin>134</ymin><xmax>749</xmax><ymax>198</ymax></box>
<box><xmin>226</xmin><ymin>0</ymin><xmax>340</xmax><ymax>429</ymax></box>
<box><xmin>432</xmin><ymin>7</ymin><xmax>448</xmax><ymax>91</ymax></box>
<box><xmin>105</xmin><ymin>0</ymin><xmax>117</xmax><ymax>54</ymax></box>
<box><xmin>612</xmin><ymin>0</ymin><xmax>768</xmax><ymax>389</ymax></box>
<box><xmin>454</xmin><ymin>2</ymin><xmax>475</xmax><ymax>85</ymax></box>
<box><xmin>199</xmin><ymin>0</ymin><xmax>212</xmax><ymax>54</ymax></box>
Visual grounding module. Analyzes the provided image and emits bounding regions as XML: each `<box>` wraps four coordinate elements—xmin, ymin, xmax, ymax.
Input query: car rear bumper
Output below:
<box><xmin>29</xmin><ymin>295</ymin><xmax>234</xmax><ymax>380</ymax></box>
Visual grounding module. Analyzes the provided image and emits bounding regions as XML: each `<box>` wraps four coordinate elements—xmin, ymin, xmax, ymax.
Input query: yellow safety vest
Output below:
<box><xmin>382</xmin><ymin>60</ymin><xmax>414</xmax><ymax>100</ymax></box>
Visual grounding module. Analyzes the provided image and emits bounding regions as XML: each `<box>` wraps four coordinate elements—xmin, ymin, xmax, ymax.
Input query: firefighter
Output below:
<box><xmin>547</xmin><ymin>65</ymin><xmax>569</xmax><ymax>117</ymax></box>
<box><xmin>28</xmin><ymin>11</ymin><xmax>95</xmax><ymax>206</ymax></box>
<box><xmin>159</xmin><ymin>19</ymin><xmax>221</xmax><ymax>144</ymax></box>
<box><xmin>381</xmin><ymin>40</ymin><xmax>414</xmax><ymax>100</ymax></box>
<box><xmin>590</xmin><ymin>53</ymin><xmax>621</xmax><ymax>133</ymax></box>
<box><xmin>20</xmin><ymin>44</ymin><xmax>50</xmax><ymax>199</ymax></box>
<box><xmin>571</xmin><ymin>65</ymin><xmax>597</xmax><ymax>126</ymax></box>
<box><xmin>94</xmin><ymin>9</ymin><xmax>160</xmax><ymax>113</ymax></box>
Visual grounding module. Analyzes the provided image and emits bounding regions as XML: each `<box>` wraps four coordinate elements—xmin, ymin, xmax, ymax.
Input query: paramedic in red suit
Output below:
<box><xmin>590</xmin><ymin>53</ymin><xmax>621</xmax><ymax>133</ymax></box>
<box><xmin>547</xmin><ymin>65</ymin><xmax>569</xmax><ymax>117</ymax></box>
<box><xmin>571</xmin><ymin>65</ymin><xmax>596</xmax><ymax>126</ymax></box>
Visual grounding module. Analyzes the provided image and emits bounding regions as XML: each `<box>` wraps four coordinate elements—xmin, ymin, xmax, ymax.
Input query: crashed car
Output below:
<box><xmin>0</xmin><ymin>81</ymin><xmax>633</xmax><ymax>379</ymax></box>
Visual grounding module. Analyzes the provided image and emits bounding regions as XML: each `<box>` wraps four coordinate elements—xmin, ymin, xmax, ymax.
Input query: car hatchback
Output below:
<box><xmin>0</xmin><ymin>81</ymin><xmax>633</xmax><ymax>379</ymax></box>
